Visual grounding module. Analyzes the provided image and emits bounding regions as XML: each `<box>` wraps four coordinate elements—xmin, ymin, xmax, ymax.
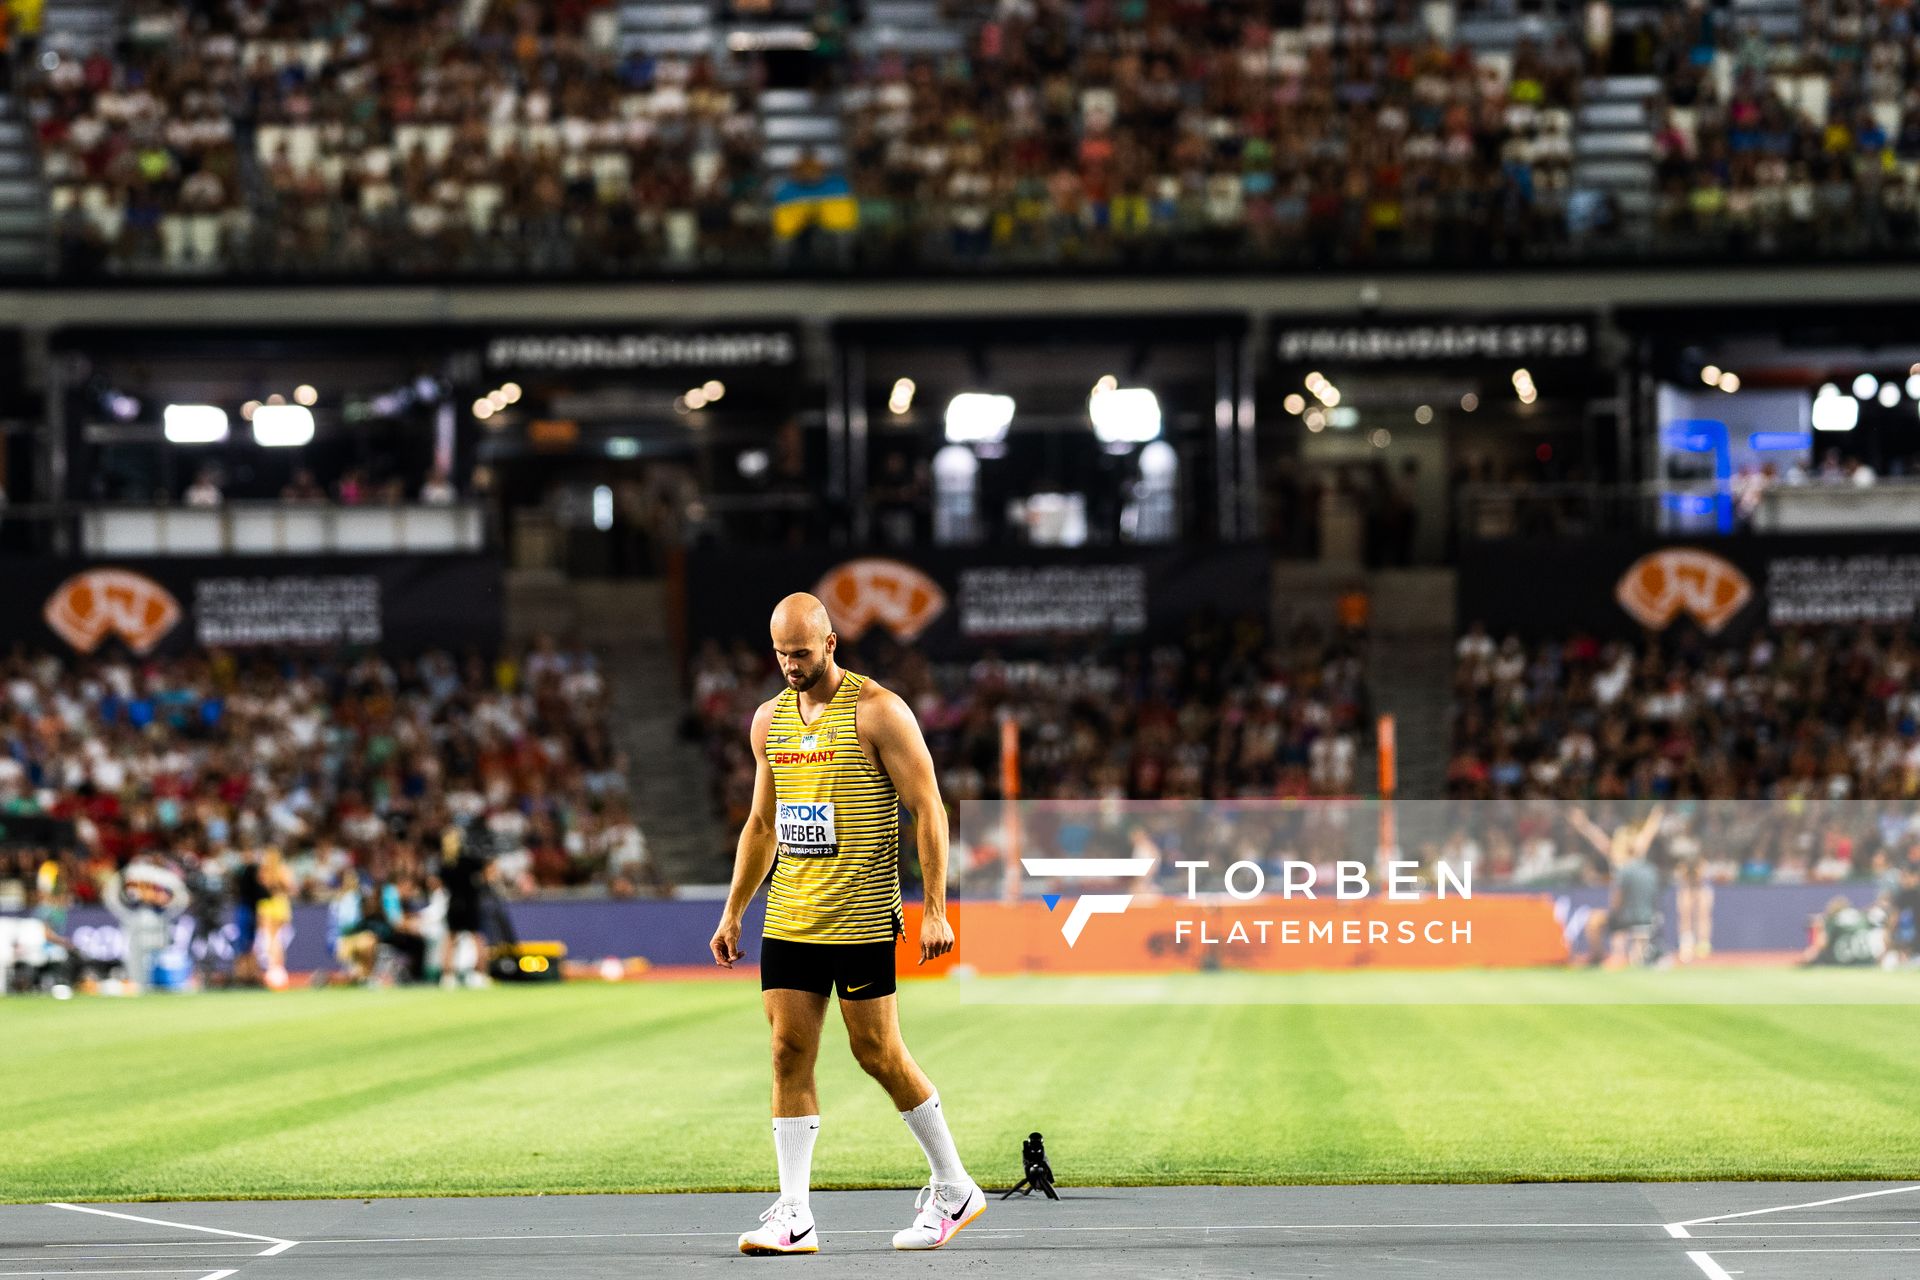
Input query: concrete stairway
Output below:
<box><xmin>504</xmin><ymin>573</ymin><xmax>727</xmax><ymax>886</ymax></box>
<box><xmin>1354</xmin><ymin>568</ymin><xmax>1457</xmax><ymax>801</ymax></box>
<box><xmin>1576</xmin><ymin>76</ymin><xmax>1659</xmax><ymax>231</ymax></box>
<box><xmin>0</xmin><ymin>97</ymin><xmax>45</xmax><ymax>275</ymax></box>
<box><xmin>854</xmin><ymin>0</ymin><xmax>965</xmax><ymax>56</ymax></box>
<box><xmin>618</xmin><ymin>0</ymin><xmax>718</xmax><ymax>59</ymax></box>
<box><xmin>759</xmin><ymin>87</ymin><xmax>844</xmax><ymax>175</ymax></box>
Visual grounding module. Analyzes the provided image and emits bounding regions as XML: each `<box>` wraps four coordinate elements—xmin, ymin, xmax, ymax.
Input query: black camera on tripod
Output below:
<box><xmin>1001</xmin><ymin>1131</ymin><xmax>1059</xmax><ymax>1200</ymax></box>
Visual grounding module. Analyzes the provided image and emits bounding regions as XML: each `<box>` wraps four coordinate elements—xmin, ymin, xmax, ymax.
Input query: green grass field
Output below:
<box><xmin>7</xmin><ymin>969</ymin><xmax>1920</xmax><ymax>1204</ymax></box>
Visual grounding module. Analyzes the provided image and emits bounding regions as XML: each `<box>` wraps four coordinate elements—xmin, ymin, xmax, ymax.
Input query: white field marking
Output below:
<box><xmin>1707</xmin><ymin>1247</ymin><xmax>1920</xmax><ymax>1254</ymax></box>
<box><xmin>255</xmin><ymin>1221</ymin><xmax>1675</xmax><ymax>1247</ymax></box>
<box><xmin>1682</xmin><ymin>1231</ymin><xmax>1920</xmax><ymax>1239</ymax></box>
<box><xmin>0</xmin><ymin>1254</ymin><xmax>260</xmax><ymax>1263</ymax></box>
<box><xmin>0</xmin><ymin>1272</ymin><xmax>234</xmax><ymax>1277</ymax></box>
<box><xmin>46</xmin><ymin>1203</ymin><xmax>295</xmax><ymax>1252</ymax></box>
<box><xmin>1684</xmin><ymin>1254</ymin><xmax>1736</xmax><ymax>1280</ymax></box>
<box><xmin>1675</xmin><ymin>1185</ymin><xmax>1920</xmax><ymax>1228</ymax></box>
<box><xmin>1666</xmin><ymin>1223</ymin><xmax>1692</xmax><ymax>1238</ymax></box>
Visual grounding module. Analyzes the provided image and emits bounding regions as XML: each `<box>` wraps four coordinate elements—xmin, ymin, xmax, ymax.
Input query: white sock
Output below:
<box><xmin>900</xmin><ymin>1091</ymin><xmax>969</xmax><ymax>1187</ymax></box>
<box><xmin>772</xmin><ymin>1115</ymin><xmax>819</xmax><ymax>1210</ymax></box>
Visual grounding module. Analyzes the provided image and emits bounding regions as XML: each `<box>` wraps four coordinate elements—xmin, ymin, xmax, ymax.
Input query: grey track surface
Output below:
<box><xmin>6</xmin><ymin>1182</ymin><xmax>1920</xmax><ymax>1279</ymax></box>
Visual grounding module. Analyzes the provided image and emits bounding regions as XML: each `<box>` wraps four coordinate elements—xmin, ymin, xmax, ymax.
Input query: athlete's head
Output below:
<box><xmin>770</xmin><ymin>592</ymin><xmax>836</xmax><ymax>693</ymax></box>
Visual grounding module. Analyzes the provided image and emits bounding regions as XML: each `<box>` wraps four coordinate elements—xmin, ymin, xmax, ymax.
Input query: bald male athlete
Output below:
<box><xmin>711</xmin><ymin>593</ymin><xmax>985</xmax><ymax>1256</ymax></box>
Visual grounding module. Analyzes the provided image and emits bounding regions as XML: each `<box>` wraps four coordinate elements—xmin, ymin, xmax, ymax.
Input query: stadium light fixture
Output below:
<box><xmin>162</xmin><ymin>404</ymin><xmax>229</xmax><ymax>445</ymax></box>
<box><xmin>1718</xmin><ymin>372</ymin><xmax>1741</xmax><ymax>394</ymax></box>
<box><xmin>888</xmin><ymin>378</ymin><xmax>916</xmax><ymax>415</ymax></box>
<box><xmin>1813</xmin><ymin>384</ymin><xmax>1859</xmax><ymax>432</ymax></box>
<box><xmin>1282</xmin><ymin>393</ymin><xmax>1305</xmax><ymax>415</ymax></box>
<box><xmin>702</xmin><ymin>380</ymin><xmax>725</xmax><ymax>402</ymax></box>
<box><xmin>944</xmin><ymin>393</ymin><xmax>1014</xmax><ymax>445</ymax></box>
<box><xmin>294</xmin><ymin>384</ymin><xmax>318</xmax><ymax>407</ymax></box>
<box><xmin>592</xmin><ymin>485</ymin><xmax>614</xmax><ymax>531</ymax></box>
<box><xmin>1700</xmin><ymin>366</ymin><xmax>1721</xmax><ymax>386</ymax></box>
<box><xmin>1088</xmin><ymin>384</ymin><xmax>1161</xmax><ymax>445</ymax></box>
<box><xmin>252</xmin><ymin>404</ymin><xmax>315</xmax><ymax>447</ymax></box>
<box><xmin>1852</xmin><ymin>373</ymin><xmax>1879</xmax><ymax>400</ymax></box>
<box><xmin>473</xmin><ymin>398</ymin><xmax>495</xmax><ymax>421</ymax></box>
<box><xmin>1879</xmin><ymin>381</ymin><xmax>1901</xmax><ymax>408</ymax></box>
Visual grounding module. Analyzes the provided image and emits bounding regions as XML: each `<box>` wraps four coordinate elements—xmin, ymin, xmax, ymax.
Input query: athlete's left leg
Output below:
<box><xmin>840</xmin><ymin>993</ymin><xmax>985</xmax><ymax>1250</ymax></box>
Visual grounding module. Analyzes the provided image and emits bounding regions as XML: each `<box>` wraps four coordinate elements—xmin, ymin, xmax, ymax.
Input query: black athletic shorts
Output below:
<box><xmin>447</xmin><ymin>898</ymin><xmax>484</xmax><ymax>934</ymax></box>
<box><xmin>760</xmin><ymin>937</ymin><xmax>896</xmax><ymax>1001</ymax></box>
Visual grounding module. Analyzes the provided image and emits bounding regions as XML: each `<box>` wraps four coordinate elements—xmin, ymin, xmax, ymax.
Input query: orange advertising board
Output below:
<box><xmin>900</xmin><ymin>895</ymin><xmax>1568</xmax><ymax>977</ymax></box>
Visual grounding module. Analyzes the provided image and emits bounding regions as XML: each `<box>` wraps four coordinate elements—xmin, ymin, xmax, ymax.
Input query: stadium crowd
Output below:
<box><xmin>21</xmin><ymin>0</ymin><xmax>1920</xmax><ymax>275</ymax></box>
<box><xmin>0</xmin><ymin>635</ymin><xmax>660</xmax><ymax>984</ymax></box>
<box><xmin>690</xmin><ymin>615</ymin><xmax>1373</xmax><ymax>845</ymax></box>
<box><xmin>1447</xmin><ymin>620</ymin><xmax>1920</xmax><ymax>884</ymax></box>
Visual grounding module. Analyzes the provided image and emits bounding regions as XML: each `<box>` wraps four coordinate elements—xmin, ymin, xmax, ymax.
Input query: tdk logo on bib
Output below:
<box><xmin>777</xmin><ymin>801</ymin><xmax>839</xmax><ymax>857</ymax></box>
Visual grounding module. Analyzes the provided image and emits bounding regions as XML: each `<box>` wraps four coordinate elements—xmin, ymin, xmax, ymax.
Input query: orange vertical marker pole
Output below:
<box><xmin>1376</xmin><ymin>714</ymin><xmax>1397</xmax><ymax>875</ymax></box>
<box><xmin>1001</xmin><ymin>715</ymin><xmax>1021</xmax><ymax>903</ymax></box>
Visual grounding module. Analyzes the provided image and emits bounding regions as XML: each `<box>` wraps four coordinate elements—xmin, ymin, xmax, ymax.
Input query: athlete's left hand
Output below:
<box><xmin>919</xmin><ymin>912</ymin><xmax>954</xmax><ymax>965</ymax></box>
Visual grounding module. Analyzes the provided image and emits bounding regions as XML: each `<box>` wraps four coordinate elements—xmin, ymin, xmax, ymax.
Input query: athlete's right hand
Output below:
<box><xmin>710</xmin><ymin>917</ymin><xmax>742</xmax><ymax>968</ymax></box>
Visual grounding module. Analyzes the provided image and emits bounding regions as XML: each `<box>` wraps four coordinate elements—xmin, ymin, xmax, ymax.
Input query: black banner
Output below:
<box><xmin>1458</xmin><ymin>533</ymin><xmax>1920</xmax><ymax>641</ymax></box>
<box><xmin>4</xmin><ymin>555</ymin><xmax>502</xmax><ymax>657</ymax></box>
<box><xmin>681</xmin><ymin>547</ymin><xmax>1271</xmax><ymax>658</ymax></box>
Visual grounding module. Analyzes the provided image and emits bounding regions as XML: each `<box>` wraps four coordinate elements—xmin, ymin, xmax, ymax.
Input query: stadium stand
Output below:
<box><xmin>19</xmin><ymin>0</ymin><xmax>1920</xmax><ymax>276</ymax></box>
<box><xmin>0</xmin><ymin>636</ymin><xmax>662</xmax><ymax>918</ymax></box>
<box><xmin>690</xmin><ymin>616</ymin><xmax>1373</xmax><ymax>840</ymax></box>
<box><xmin>1448</xmin><ymin>620</ymin><xmax>1920</xmax><ymax>805</ymax></box>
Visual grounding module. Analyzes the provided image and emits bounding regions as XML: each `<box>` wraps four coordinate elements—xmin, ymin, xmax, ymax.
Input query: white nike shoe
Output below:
<box><xmin>738</xmin><ymin>1197</ymin><xmax>819</xmax><ymax>1255</ymax></box>
<box><xmin>891</xmin><ymin>1180</ymin><xmax>985</xmax><ymax>1251</ymax></box>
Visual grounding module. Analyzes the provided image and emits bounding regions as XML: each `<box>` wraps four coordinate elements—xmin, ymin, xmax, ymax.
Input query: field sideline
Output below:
<box><xmin>8</xmin><ymin>969</ymin><xmax>1920</xmax><ymax>1204</ymax></box>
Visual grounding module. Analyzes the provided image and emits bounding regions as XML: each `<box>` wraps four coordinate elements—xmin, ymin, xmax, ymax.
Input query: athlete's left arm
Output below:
<box><xmin>864</xmin><ymin>685</ymin><xmax>953</xmax><ymax>965</ymax></box>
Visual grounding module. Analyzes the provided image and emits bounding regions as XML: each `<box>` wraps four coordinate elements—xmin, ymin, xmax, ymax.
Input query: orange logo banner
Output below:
<box><xmin>43</xmin><ymin>569</ymin><xmax>183</xmax><ymax>655</ymax></box>
<box><xmin>1614</xmin><ymin>548</ymin><xmax>1753</xmax><ymax>633</ymax></box>
<box><xmin>816</xmin><ymin>558</ymin><xmax>947</xmax><ymax>641</ymax></box>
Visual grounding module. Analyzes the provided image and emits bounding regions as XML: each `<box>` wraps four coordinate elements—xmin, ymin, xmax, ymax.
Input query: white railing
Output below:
<box><xmin>80</xmin><ymin>502</ymin><xmax>486</xmax><ymax>556</ymax></box>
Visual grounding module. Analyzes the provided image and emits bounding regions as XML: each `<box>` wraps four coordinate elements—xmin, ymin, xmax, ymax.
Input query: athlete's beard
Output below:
<box><xmin>786</xmin><ymin>659</ymin><xmax>827</xmax><ymax>692</ymax></box>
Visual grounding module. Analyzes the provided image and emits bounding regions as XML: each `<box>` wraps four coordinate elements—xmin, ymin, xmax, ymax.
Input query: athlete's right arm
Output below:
<box><xmin>711</xmin><ymin>699</ymin><xmax>779</xmax><ymax>968</ymax></box>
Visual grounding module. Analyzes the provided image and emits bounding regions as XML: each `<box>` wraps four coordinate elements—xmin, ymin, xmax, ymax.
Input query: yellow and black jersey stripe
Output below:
<box><xmin>763</xmin><ymin>670</ymin><xmax>903</xmax><ymax>944</ymax></box>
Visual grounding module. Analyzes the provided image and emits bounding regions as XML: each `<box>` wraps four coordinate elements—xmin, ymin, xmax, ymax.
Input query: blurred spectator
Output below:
<box><xmin>184</xmin><ymin>467</ymin><xmax>222</xmax><ymax>507</ymax></box>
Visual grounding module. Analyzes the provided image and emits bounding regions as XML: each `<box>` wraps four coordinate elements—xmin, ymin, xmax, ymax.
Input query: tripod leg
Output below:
<box><xmin>1000</xmin><ymin>1177</ymin><xmax>1031</xmax><ymax>1200</ymax></box>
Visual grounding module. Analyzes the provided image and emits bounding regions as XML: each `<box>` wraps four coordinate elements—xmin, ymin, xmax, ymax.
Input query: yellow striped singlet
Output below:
<box><xmin>762</xmin><ymin>670</ymin><xmax>903</xmax><ymax>944</ymax></box>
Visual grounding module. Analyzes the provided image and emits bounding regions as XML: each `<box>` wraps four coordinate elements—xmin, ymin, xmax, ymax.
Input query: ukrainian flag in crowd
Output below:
<box><xmin>772</xmin><ymin>171</ymin><xmax>859</xmax><ymax>239</ymax></box>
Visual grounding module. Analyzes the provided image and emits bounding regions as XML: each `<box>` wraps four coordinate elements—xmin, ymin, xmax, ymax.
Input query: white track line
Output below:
<box><xmin>256</xmin><ymin>1220</ymin><xmax>1675</xmax><ymax>1247</ymax></box>
<box><xmin>0</xmin><ymin>1272</ymin><xmax>234</xmax><ymax>1277</ymax></box>
<box><xmin>1708</xmin><ymin>1247</ymin><xmax>1920</xmax><ymax>1254</ymax></box>
<box><xmin>1674</xmin><ymin>1185</ymin><xmax>1920</xmax><ymax>1230</ymax></box>
<box><xmin>46</xmin><ymin>1203</ymin><xmax>295</xmax><ymax>1254</ymax></box>
<box><xmin>0</xmin><ymin>1255</ymin><xmax>260</xmax><ymax>1263</ymax></box>
<box><xmin>1684</xmin><ymin>1254</ymin><xmax>1736</xmax><ymax>1280</ymax></box>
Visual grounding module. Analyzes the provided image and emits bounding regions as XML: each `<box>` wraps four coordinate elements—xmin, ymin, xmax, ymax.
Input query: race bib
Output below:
<box><xmin>777</xmin><ymin>801</ymin><xmax>839</xmax><ymax>858</ymax></box>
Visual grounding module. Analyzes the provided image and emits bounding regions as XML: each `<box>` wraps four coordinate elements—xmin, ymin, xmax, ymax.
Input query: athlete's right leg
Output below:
<box><xmin>766</xmin><ymin>987</ymin><xmax>828</xmax><ymax>1116</ymax></box>
<box><xmin>740</xmin><ymin>977</ymin><xmax>830</xmax><ymax>1255</ymax></box>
